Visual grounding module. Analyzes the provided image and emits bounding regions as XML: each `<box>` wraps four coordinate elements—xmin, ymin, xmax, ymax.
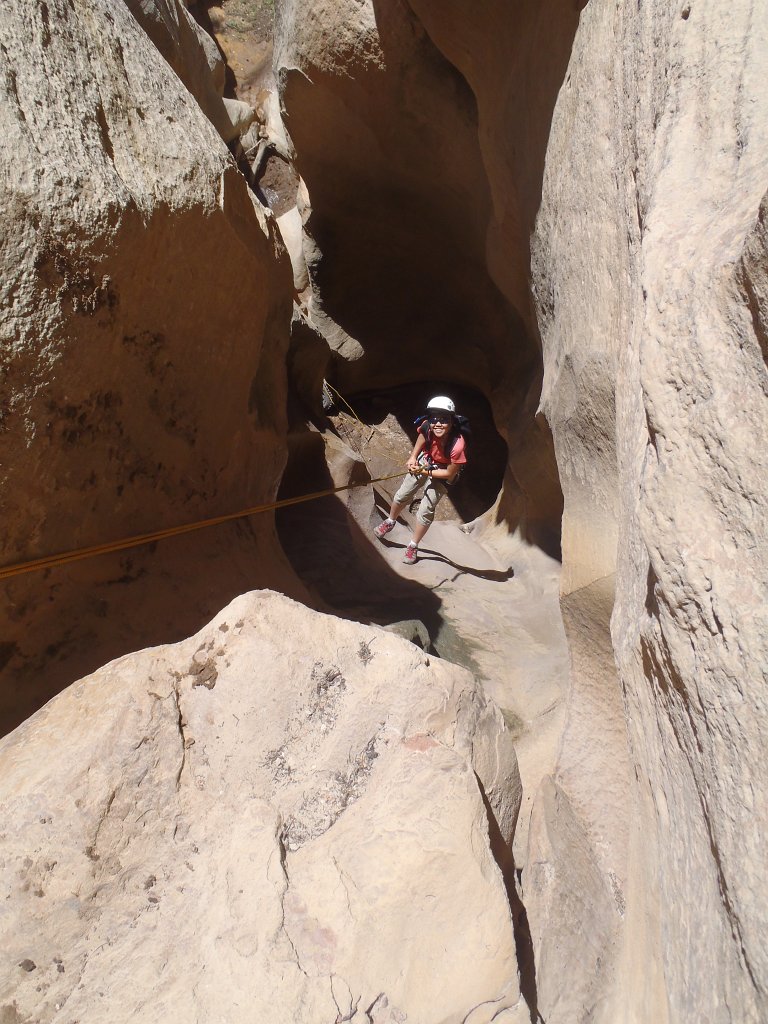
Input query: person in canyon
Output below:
<box><xmin>374</xmin><ymin>396</ymin><xmax>467</xmax><ymax>564</ymax></box>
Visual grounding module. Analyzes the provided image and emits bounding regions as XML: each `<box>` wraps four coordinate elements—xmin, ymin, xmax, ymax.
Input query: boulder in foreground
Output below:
<box><xmin>0</xmin><ymin>591</ymin><xmax>525</xmax><ymax>1024</ymax></box>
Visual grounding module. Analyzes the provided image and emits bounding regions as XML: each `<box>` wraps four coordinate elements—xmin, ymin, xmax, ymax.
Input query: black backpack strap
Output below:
<box><xmin>447</xmin><ymin>428</ymin><xmax>461</xmax><ymax>459</ymax></box>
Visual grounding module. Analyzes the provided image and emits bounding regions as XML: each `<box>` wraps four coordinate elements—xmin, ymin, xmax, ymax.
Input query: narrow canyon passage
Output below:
<box><xmin>276</xmin><ymin>382</ymin><xmax>569</xmax><ymax>869</ymax></box>
<box><xmin>274</xmin><ymin>379</ymin><xmax>568</xmax><ymax>1021</ymax></box>
<box><xmin>1</xmin><ymin>1</ymin><xmax>766</xmax><ymax>1022</ymax></box>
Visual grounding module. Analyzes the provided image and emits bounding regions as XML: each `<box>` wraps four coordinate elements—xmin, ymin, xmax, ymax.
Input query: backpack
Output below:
<box><xmin>413</xmin><ymin>413</ymin><xmax>471</xmax><ymax>482</ymax></box>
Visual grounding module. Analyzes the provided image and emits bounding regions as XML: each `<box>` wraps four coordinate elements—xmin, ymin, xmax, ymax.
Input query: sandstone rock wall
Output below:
<box><xmin>275</xmin><ymin>0</ymin><xmax>511</xmax><ymax>387</ymax></box>
<box><xmin>3</xmin><ymin>0</ymin><xmax>765</xmax><ymax>1019</ymax></box>
<box><xmin>124</xmin><ymin>0</ymin><xmax>260</xmax><ymax>144</ymax></box>
<box><xmin>0</xmin><ymin>0</ymin><xmax>295</xmax><ymax>732</ymax></box>
<box><xmin>531</xmin><ymin>1</ymin><xmax>768</xmax><ymax>1021</ymax></box>
<box><xmin>0</xmin><ymin>591</ymin><xmax>528</xmax><ymax>1024</ymax></box>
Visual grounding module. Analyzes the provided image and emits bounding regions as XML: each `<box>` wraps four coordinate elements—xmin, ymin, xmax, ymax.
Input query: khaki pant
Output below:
<box><xmin>393</xmin><ymin>472</ymin><xmax>448</xmax><ymax>526</ymax></box>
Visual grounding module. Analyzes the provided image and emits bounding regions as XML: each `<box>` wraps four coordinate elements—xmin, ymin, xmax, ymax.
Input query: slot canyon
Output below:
<box><xmin>0</xmin><ymin>1</ymin><xmax>766</xmax><ymax>1022</ymax></box>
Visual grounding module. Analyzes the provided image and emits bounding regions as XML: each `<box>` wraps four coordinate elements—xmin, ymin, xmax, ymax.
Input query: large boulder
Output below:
<box><xmin>0</xmin><ymin>590</ymin><xmax>526</xmax><ymax>1024</ymax></box>
<box><xmin>0</xmin><ymin>0</ymin><xmax>294</xmax><ymax>733</ymax></box>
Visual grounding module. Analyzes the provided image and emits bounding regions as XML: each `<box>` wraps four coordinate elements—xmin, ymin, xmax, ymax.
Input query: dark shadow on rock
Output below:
<box><xmin>276</xmin><ymin>431</ymin><xmax>450</xmax><ymax>649</ymax></box>
<box><xmin>277</xmin><ymin>494</ymin><xmax>449</xmax><ymax>649</ymax></box>
<box><xmin>0</xmin><ymin>518</ymin><xmax>309</xmax><ymax>739</ymax></box>
<box><xmin>377</xmin><ymin>537</ymin><xmax>514</xmax><ymax>584</ymax></box>
<box><xmin>476</xmin><ymin>776</ymin><xmax>541</xmax><ymax>1024</ymax></box>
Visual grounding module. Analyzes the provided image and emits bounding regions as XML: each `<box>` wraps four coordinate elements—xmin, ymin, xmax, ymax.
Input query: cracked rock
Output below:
<box><xmin>0</xmin><ymin>591</ymin><xmax>523</xmax><ymax>1023</ymax></box>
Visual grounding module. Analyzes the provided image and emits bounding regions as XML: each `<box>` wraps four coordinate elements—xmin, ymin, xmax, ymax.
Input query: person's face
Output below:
<box><xmin>429</xmin><ymin>413</ymin><xmax>452</xmax><ymax>438</ymax></box>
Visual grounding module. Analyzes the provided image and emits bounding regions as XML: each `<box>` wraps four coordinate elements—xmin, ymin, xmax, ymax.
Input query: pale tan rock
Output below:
<box><xmin>124</xmin><ymin>0</ymin><xmax>258</xmax><ymax>142</ymax></box>
<box><xmin>221</xmin><ymin>96</ymin><xmax>257</xmax><ymax>142</ymax></box>
<box><xmin>4</xmin><ymin>1</ymin><xmax>763</xmax><ymax>1021</ymax></box>
<box><xmin>126</xmin><ymin>2</ymin><xmax>259</xmax><ymax>148</ymax></box>
<box><xmin>0</xmin><ymin>0</ymin><xmax>294</xmax><ymax>732</ymax></box>
<box><xmin>277</xmin><ymin>205</ymin><xmax>309</xmax><ymax>292</ymax></box>
<box><xmin>260</xmin><ymin>87</ymin><xmax>293</xmax><ymax>160</ymax></box>
<box><xmin>0</xmin><ymin>591</ymin><xmax>525</xmax><ymax>1023</ymax></box>
<box><xmin>529</xmin><ymin>1</ymin><xmax>768</xmax><ymax>1022</ymax></box>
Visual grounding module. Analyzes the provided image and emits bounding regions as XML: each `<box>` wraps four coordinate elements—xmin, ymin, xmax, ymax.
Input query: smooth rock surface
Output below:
<box><xmin>0</xmin><ymin>591</ymin><xmax>526</xmax><ymax>1024</ymax></box>
<box><xmin>530</xmin><ymin>1</ymin><xmax>768</xmax><ymax>1021</ymax></box>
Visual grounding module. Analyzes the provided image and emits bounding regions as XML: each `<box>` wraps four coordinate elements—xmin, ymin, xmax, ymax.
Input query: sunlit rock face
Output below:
<box><xmin>0</xmin><ymin>0</ymin><xmax>295</xmax><ymax>733</ymax></box>
<box><xmin>0</xmin><ymin>591</ymin><xmax>527</xmax><ymax>1024</ymax></box>
<box><xmin>531</xmin><ymin>2</ymin><xmax>768</xmax><ymax>1022</ymax></box>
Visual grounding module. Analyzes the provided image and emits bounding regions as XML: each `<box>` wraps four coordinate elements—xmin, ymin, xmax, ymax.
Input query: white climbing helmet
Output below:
<box><xmin>426</xmin><ymin>395</ymin><xmax>456</xmax><ymax>415</ymax></box>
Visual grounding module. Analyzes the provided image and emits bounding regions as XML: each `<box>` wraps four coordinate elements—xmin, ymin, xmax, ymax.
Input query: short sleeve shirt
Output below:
<box><xmin>427</xmin><ymin>431</ymin><xmax>467</xmax><ymax>467</ymax></box>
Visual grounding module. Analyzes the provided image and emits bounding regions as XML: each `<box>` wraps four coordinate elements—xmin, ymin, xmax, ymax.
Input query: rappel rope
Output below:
<box><xmin>324</xmin><ymin>379</ymin><xmax>362</xmax><ymax>423</ymax></box>
<box><xmin>0</xmin><ymin>471</ymin><xmax>406</xmax><ymax>582</ymax></box>
<box><xmin>323</xmin><ymin>380</ymin><xmax>399</xmax><ymax>466</ymax></box>
<box><xmin>0</xmin><ymin>384</ymin><xmax>409</xmax><ymax>582</ymax></box>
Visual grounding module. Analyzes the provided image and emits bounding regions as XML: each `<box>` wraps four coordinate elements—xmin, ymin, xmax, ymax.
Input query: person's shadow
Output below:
<box><xmin>378</xmin><ymin>536</ymin><xmax>515</xmax><ymax>583</ymax></box>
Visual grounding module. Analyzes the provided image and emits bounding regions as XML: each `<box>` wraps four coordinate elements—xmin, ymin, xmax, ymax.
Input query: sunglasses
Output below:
<box><xmin>429</xmin><ymin>415</ymin><xmax>451</xmax><ymax>424</ymax></box>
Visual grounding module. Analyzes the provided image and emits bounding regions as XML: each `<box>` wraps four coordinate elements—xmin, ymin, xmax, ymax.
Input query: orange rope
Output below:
<box><xmin>0</xmin><ymin>471</ymin><xmax>406</xmax><ymax>581</ymax></box>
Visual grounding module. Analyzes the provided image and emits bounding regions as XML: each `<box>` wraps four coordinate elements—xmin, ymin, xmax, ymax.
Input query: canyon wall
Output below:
<box><xmin>533</xmin><ymin>2</ymin><xmax>768</xmax><ymax>1021</ymax></box>
<box><xmin>276</xmin><ymin>0</ymin><xmax>768</xmax><ymax>1020</ymax></box>
<box><xmin>1</xmin><ymin>0</ymin><xmax>765</xmax><ymax>1020</ymax></box>
<box><xmin>0</xmin><ymin>0</ymin><xmax>296</xmax><ymax>733</ymax></box>
<box><xmin>274</xmin><ymin>0</ymin><xmax>566</xmax><ymax>550</ymax></box>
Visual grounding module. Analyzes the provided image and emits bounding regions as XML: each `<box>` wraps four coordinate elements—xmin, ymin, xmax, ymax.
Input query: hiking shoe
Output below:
<box><xmin>403</xmin><ymin>542</ymin><xmax>418</xmax><ymax>565</ymax></box>
<box><xmin>374</xmin><ymin>519</ymin><xmax>396</xmax><ymax>539</ymax></box>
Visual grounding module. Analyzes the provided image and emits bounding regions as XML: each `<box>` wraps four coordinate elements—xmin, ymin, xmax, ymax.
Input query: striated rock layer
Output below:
<box><xmin>0</xmin><ymin>591</ymin><xmax>527</xmax><ymax>1024</ymax></box>
<box><xmin>0</xmin><ymin>0</ymin><xmax>295</xmax><ymax>732</ymax></box>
